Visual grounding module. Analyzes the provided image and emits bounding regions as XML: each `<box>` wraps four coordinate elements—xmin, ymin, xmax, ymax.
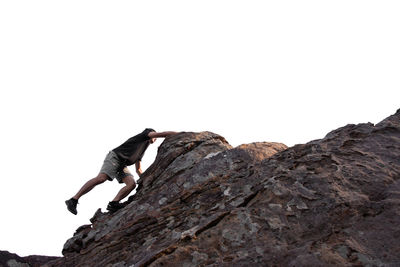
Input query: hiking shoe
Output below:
<box><xmin>107</xmin><ymin>201</ymin><xmax>126</xmax><ymax>212</ymax></box>
<box><xmin>65</xmin><ymin>198</ymin><xmax>78</xmax><ymax>215</ymax></box>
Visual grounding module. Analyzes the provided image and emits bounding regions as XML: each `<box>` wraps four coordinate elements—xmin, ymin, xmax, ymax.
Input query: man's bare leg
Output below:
<box><xmin>73</xmin><ymin>173</ymin><xmax>109</xmax><ymax>200</ymax></box>
<box><xmin>112</xmin><ymin>176</ymin><xmax>136</xmax><ymax>202</ymax></box>
<box><xmin>66</xmin><ymin>173</ymin><xmax>110</xmax><ymax>215</ymax></box>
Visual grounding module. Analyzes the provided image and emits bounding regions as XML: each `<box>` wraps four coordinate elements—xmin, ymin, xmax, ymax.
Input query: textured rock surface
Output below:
<box><xmin>0</xmin><ymin>250</ymin><xmax>59</xmax><ymax>267</ymax></box>
<box><xmin>48</xmin><ymin>110</ymin><xmax>400</xmax><ymax>266</ymax></box>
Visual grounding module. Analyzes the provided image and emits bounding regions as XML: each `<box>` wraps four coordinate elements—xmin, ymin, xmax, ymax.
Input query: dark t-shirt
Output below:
<box><xmin>112</xmin><ymin>128</ymin><xmax>155</xmax><ymax>166</ymax></box>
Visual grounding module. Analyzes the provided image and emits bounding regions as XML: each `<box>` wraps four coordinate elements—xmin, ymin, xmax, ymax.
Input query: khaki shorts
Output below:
<box><xmin>100</xmin><ymin>151</ymin><xmax>133</xmax><ymax>184</ymax></box>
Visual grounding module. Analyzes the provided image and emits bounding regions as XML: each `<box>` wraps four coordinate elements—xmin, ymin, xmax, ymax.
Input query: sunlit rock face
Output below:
<box><xmin>48</xmin><ymin>110</ymin><xmax>400</xmax><ymax>267</ymax></box>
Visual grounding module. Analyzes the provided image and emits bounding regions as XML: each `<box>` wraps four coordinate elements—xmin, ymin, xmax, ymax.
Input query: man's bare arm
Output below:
<box><xmin>135</xmin><ymin>161</ymin><xmax>143</xmax><ymax>177</ymax></box>
<box><xmin>148</xmin><ymin>131</ymin><xmax>178</xmax><ymax>139</ymax></box>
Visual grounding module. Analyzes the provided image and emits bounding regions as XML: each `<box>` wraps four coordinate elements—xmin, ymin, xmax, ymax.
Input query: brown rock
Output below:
<box><xmin>49</xmin><ymin>110</ymin><xmax>400</xmax><ymax>266</ymax></box>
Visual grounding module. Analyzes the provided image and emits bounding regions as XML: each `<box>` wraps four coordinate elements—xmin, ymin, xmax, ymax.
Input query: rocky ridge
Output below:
<box><xmin>47</xmin><ymin>110</ymin><xmax>400</xmax><ymax>266</ymax></box>
<box><xmin>0</xmin><ymin>250</ymin><xmax>59</xmax><ymax>267</ymax></box>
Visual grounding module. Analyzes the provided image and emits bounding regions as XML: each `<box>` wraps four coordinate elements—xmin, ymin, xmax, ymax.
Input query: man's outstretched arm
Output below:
<box><xmin>148</xmin><ymin>131</ymin><xmax>178</xmax><ymax>138</ymax></box>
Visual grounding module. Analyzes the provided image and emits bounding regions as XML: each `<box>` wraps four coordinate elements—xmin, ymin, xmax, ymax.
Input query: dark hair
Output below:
<box><xmin>144</xmin><ymin>128</ymin><xmax>156</xmax><ymax>133</ymax></box>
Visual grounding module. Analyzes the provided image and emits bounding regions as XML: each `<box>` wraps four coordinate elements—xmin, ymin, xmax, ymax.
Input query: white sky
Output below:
<box><xmin>0</xmin><ymin>0</ymin><xmax>399</xmax><ymax>257</ymax></box>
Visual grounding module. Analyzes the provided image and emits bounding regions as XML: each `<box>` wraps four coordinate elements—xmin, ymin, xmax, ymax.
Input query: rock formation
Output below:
<box><xmin>0</xmin><ymin>250</ymin><xmax>59</xmax><ymax>267</ymax></box>
<box><xmin>47</xmin><ymin>110</ymin><xmax>399</xmax><ymax>266</ymax></box>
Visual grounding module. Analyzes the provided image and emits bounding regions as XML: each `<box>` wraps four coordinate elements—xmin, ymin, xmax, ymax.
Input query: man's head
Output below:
<box><xmin>144</xmin><ymin>128</ymin><xmax>156</xmax><ymax>144</ymax></box>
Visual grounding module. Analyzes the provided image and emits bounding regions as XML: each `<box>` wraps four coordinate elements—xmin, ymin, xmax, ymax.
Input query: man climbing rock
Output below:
<box><xmin>65</xmin><ymin>128</ymin><xmax>177</xmax><ymax>214</ymax></box>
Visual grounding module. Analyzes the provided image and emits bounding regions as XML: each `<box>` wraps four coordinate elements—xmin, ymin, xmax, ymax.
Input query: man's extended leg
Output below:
<box><xmin>73</xmin><ymin>173</ymin><xmax>109</xmax><ymax>200</ymax></box>
<box><xmin>66</xmin><ymin>173</ymin><xmax>109</xmax><ymax>215</ymax></box>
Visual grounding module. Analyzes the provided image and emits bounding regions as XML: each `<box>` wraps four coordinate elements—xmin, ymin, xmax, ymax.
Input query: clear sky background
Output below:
<box><xmin>0</xmin><ymin>1</ymin><xmax>399</xmax><ymax>257</ymax></box>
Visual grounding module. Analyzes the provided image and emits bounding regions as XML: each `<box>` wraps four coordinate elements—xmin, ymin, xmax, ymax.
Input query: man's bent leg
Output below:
<box><xmin>112</xmin><ymin>176</ymin><xmax>136</xmax><ymax>202</ymax></box>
